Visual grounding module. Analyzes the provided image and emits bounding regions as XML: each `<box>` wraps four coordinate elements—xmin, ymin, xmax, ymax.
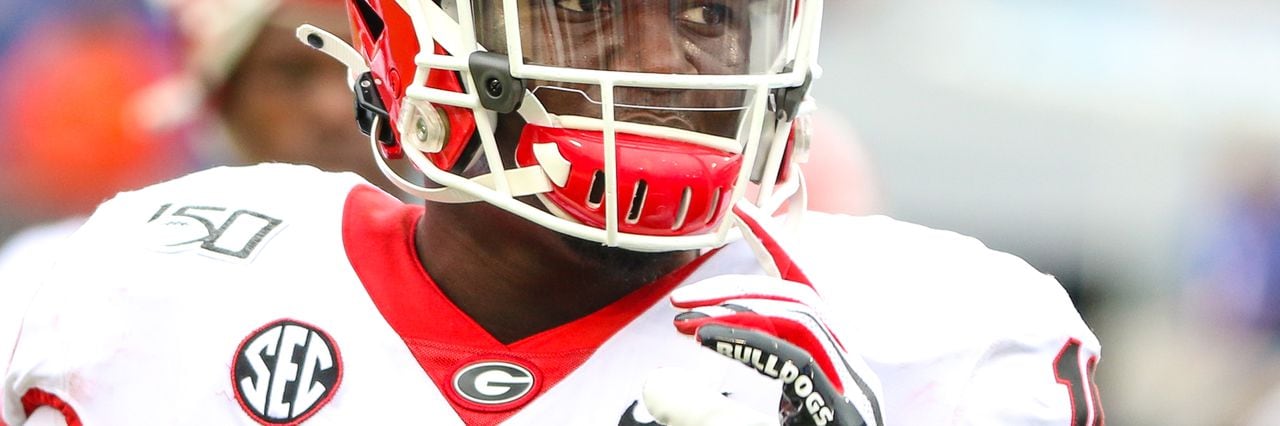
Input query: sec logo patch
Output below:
<box><xmin>233</xmin><ymin>319</ymin><xmax>342</xmax><ymax>425</ymax></box>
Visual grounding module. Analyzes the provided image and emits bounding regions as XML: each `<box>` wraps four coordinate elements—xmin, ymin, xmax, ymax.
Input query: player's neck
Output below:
<box><xmin>415</xmin><ymin>202</ymin><xmax>697</xmax><ymax>345</ymax></box>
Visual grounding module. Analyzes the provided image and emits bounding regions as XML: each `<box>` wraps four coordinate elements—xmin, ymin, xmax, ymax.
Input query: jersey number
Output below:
<box><xmin>1054</xmin><ymin>338</ymin><xmax>1103</xmax><ymax>426</ymax></box>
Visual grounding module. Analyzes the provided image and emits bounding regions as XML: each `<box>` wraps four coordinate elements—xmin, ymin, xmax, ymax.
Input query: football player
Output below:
<box><xmin>3</xmin><ymin>1</ymin><xmax>1102</xmax><ymax>425</ymax></box>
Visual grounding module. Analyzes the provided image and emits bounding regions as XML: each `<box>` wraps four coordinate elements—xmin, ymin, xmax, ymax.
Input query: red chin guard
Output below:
<box><xmin>515</xmin><ymin>125</ymin><xmax>743</xmax><ymax>237</ymax></box>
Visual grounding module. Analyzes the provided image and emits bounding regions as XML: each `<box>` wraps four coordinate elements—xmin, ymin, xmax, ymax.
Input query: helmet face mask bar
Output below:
<box><xmin>299</xmin><ymin>0</ymin><xmax>822</xmax><ymax>252</ymax></box>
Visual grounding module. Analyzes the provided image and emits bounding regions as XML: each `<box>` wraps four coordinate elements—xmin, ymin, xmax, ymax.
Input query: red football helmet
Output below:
<box><xmin>299</xmin><ymin>0</ymin><xmax>822</xmax><ymax>251</ymax></box>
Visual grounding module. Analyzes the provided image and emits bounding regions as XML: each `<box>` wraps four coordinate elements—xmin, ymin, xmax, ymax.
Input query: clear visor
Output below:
<box><xmin>462</xmin><ymin>0</ymin><xmax>797</xmax><ymax>140</ymax></box>
<box><xmin>473</xmin><ymin>0</ymin><xmax>797</xmax><ymax>76</ymax></box>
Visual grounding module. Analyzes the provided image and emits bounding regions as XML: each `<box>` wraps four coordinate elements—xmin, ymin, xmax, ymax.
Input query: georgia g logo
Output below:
<box><xmin>233</xmin><ymin>319</ymin><xmax>342</xmax><ymax>425</ymax></box>
<box><xmin>452</xmin><ymin>361</ymin><xmax>537</xmax><ymax>408</ymax></box>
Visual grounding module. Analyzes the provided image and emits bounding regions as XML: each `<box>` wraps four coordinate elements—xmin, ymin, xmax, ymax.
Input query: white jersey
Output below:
<box><xmin>0</xmin><ymin>217</ymin><xmax>88</xmax><ymax>424</ymax></box>
<box><xmin>2</xmin><ymin>164</ymin><xmax>1101</xmax><ymax>425</ymax></box>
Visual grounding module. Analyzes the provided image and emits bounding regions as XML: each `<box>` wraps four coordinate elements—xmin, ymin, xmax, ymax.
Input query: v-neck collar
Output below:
<box><xmin>340</xmin><ymin>185</ymin><xmax>716</xmax><ymax>423</ymax></box>
<box><xmin>342</xmin><ymin>185</ymin><xmax>713</xmax><ymax>352</ymax></box>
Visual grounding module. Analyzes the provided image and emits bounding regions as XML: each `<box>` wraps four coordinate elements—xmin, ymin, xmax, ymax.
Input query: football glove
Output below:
<box><xmin>668</xmin><ymin>274</ymin><xmax>883</xmax><ymax>426</ymax></box>
<box><xmin>641</xmin><ymin>366</ymin><xmax>777</xmax><ymax>426</ymax></box>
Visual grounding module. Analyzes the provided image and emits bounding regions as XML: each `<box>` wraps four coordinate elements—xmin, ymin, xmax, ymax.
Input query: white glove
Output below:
<box><xmin>642</xmin><ymin>367</ymin><xmax>776</xmax><ymax>426</ymax></box>
<box><xmin>669</xmin><ymin>275</ymin><xmax>884</xmax><ymax>426</ymax></box>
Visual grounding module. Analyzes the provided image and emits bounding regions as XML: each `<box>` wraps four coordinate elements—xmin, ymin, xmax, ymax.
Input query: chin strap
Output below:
<box><xmin>367</xmin><ymin>117</ymin><xmax>565</xmax><ymax>203</ymax></box>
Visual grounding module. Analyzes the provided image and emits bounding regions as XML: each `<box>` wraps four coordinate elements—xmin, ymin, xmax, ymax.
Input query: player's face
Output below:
<box><xmin>475</xmin><ymin>0</ymin><xmax>788</xmax><ymax>139</ymax></box>
<box><xmin>219</xmin><ymin>4</ymin><xmax>386</xmax><ymax>186</ymax></box>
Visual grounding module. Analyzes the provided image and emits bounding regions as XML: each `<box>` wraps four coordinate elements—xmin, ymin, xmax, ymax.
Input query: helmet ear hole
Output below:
<box><xmin>351</xmin><ymin>0</ymin><xmax>386</xmax><ymax>40</ymax></box>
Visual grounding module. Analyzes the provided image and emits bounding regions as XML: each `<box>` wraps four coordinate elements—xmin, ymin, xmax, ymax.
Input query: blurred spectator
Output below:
<box><xmin>1180</xmin><ymin>134</ymin><xmax>1280</xmax><ymax>422</ymax></box>
<box><xmin>1187</xmin><ymin>136</ymin><xmax>1280</xmax><ymax>339</ymax></box>
<box><xmin>137</xmin><ymin>0</ymin><xmax>396</xmax><ymax>190</ymax></box>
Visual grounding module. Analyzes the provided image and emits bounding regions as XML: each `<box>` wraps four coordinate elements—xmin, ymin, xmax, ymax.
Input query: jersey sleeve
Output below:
<box><xmin>954</xmin><ymin>271</ymin><xmax>1104</xmax><ymax>425</ymax></box>
<box><xmin>0</xmin><ymin>220</ymin><xmax>88</xmax><ymax>426</ymax></box>
<box><xmin>1</xmin><ymin>194</ymin><xmax>134</xmax><ymax>425</ymax></box>
<box><xmin>785</xmin><ymin>213</ymin><xmax>1104</xmax><ymax>425</ymax></box>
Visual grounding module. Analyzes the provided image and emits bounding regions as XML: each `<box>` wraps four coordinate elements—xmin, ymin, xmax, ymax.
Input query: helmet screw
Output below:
<box><xmin>485</xmin><ymin>78</ymin><xmax>503</xmax><ymax>98</ymax></box>
<box><xmin>415</xmin><ymin>116</ymin><xmax>429</xmax><ymax>142</ymax></box>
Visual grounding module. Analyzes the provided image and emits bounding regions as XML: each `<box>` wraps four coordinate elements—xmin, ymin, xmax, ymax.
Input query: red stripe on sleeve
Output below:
<box><xmin>20</xmin><ymin>388</ymin><xmax>82</xmax><ymax>426</ymax></box>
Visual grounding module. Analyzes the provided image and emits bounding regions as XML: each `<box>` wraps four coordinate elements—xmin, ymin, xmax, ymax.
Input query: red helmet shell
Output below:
<box><xmin>346</xmin><ymin>0</ymin><xmax>475</xmax><ymax>167</ymax></box>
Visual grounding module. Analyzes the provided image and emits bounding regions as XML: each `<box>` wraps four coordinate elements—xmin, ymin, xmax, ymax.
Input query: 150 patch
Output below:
<box><xmin>144</xmin><ymin>203</ymin><xmax>284</xmax><ymax>261</ymax></box>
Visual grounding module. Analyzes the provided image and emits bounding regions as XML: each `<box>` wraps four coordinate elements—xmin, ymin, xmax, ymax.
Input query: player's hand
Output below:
<box><xmin>641</xmin><ymin>367</ymin><xmax>777</xmax><ymax>426</ymax></box>
<box><xmin>669</xmin><ymin>275</ymin><xmax>883</xmax><ymax>426</ymax></box>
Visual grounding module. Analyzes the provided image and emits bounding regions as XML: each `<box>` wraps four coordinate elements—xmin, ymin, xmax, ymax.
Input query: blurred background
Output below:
<box><xmin>818</xmin><ymin>1</ymin><xmax>1280</xmax><ymax>424</ymax></box>
<box><xmin>0</xmin><ymin>0</ymin><xmax>191</xmax><ymax>240</ymax></box>
<box><xmin>0</xmin><ymin>0</ymin><xmax>1277</xmax><ymax>424</ymax></box>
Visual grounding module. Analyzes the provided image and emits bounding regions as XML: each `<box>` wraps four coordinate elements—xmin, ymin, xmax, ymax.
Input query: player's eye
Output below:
<box><xmin>677</xmin><ymin>2</ymin><xmax>732</xmax><ymax>35</ymax></box>
<box><xmin>554</xmin><ymin>0</ymin><xmax>610</xmax><ymax>13</ymax></box>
